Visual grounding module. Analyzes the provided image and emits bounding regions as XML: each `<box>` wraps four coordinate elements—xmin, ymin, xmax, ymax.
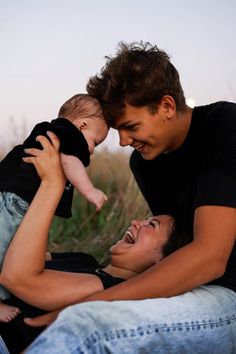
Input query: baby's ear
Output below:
<box><xmin>73</xmin><ymin>119</ymin><xmax>88</xmax><ymax>131</ymax></box>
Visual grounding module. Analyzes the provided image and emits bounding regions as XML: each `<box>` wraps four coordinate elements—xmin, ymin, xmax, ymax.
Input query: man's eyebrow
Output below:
<box><xmin>115</xmin><ymin>120</ymin><xmax>135</xmax><ymax>130</ymax></box>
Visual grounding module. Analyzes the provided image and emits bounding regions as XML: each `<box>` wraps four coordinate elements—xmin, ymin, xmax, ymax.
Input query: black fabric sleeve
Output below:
<box><xmin>23</xmin><ymin>119</ymin><xmax>90</xmax><ymax>167</ymax></box>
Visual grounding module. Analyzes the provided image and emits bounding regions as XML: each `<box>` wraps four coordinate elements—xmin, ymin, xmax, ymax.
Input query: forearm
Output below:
<box><xmin>83</xmin><ymin>242</ymin><xmax>225</xmax><ymax>302</ymax></box>
<box><xmin>1</xmin><ymin>179</ymin><xmax>65</xmax><ymax>284</ymax></box>
<box><xmin>61</xmin><ymin>153</ymin><xmax>94</xmax><ymax>196</ymax></box>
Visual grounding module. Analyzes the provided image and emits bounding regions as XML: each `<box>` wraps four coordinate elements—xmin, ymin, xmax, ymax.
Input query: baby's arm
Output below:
<box><xmin>61</xmin><ymin>153</ymin><xmax>107</xmax><ymax>211</ymax></box>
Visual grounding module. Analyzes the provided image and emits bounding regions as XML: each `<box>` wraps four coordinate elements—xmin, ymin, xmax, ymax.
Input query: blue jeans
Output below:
<box><xmin>0</xmin><ymin>336</ymin><xmax>9</xmax><ymax>354</ymax></box>
<box><xmin>26</xmin><ymin>285</ymin><xmax>236</xmax><ymax>354</ymax></box>
<box><xmin>0</xmin><ymin>191</ymin><xmax>28</xmax><ymax>299</ymax></box>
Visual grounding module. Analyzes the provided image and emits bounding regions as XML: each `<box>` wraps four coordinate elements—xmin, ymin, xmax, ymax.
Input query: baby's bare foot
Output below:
<box><xmin>0</xmin><ymin>302</ymin><xmax>21</xmax><ymax>322</ymax></box>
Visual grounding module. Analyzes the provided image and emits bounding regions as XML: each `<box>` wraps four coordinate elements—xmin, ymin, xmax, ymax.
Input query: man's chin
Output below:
<box><xmin>141</xmin><ymin>151</ymin><xmax>156</xmax><ymax>160</ymax></box>
<box><xmin>141</xmin><ymin>147</ymin><xmax>164</xmax><ymax>160</ymax></box>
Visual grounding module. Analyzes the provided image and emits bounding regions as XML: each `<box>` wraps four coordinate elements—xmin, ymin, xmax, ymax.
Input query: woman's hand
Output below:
<box><xmin>23</xmin><ymin>131</ymin><xmax>66</xmax><ymax>186</ymax></box>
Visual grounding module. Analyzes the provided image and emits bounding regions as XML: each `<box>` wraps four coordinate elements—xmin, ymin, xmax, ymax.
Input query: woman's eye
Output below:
<box><xmin>149</xmin><ymin>221</ymin><xmax>156</xmax><ymax>228</ymax></box>
<box><xmin>148</xmin><ymin>219</ymin><xmax>160</xmax><ymax>228</ymax></box>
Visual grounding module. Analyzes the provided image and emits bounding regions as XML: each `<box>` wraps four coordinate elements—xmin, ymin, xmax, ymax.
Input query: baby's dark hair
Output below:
<box><xmin>58</xmin><ymin>94</ymin><xmax>104</xmax><ymax>122</ymax></box>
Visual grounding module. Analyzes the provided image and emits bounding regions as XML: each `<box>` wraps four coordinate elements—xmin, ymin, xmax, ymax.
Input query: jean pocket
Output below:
<box><xmin>10</xmin><ymin>195</ymin><xmax>29</xmax><ymax>216</ymax></box>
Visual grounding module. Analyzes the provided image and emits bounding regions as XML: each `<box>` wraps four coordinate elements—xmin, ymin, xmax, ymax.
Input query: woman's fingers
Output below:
<box><xmin>22</xmin><ymin>131</ymin><xmax>65</xmax><ymax>183</ymax></box>
<box><xmin>24</xmin><ymin>132</ymin><xmax>60</xmax><ymax>155</ymax></box>
<box><xmin>24</xmin><ymin>132</ymin><xmax>60</xmax><ymax>158</ymax></box>
<box><xmin>46</xmin><ymin>131</ymin><xmax>60</xmax><ymax>151</ymax></box>
<box><xmin>34</xmin><ymin>132</ymin><xmax>60</xmax><ymax>152</ymax></box>
<box><xmin>24</xmin><ymin>147</ymin><xmax>42</xmax><ymax>157</ymax></box>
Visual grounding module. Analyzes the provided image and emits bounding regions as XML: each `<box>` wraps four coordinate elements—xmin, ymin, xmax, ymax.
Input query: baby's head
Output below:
<box><xmin>58</xmin><ymin>94</ymin><xmax>108</xmax><ymax>154</ymax></box>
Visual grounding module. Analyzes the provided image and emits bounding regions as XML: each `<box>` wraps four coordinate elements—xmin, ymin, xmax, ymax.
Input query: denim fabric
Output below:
<box><xmin>26</xmin><ymin>285</ymin><xmax>236</xmax><ymax>354</ymax></box>
<box><xmin>0</xmin><ymin>336</ymin><xmax>9</xmax><ymax>354</ymax></box>
<box><xmin>0</xmin><ymin>192</ymin><xmax>28</xmax><ymax>299</ymax></box>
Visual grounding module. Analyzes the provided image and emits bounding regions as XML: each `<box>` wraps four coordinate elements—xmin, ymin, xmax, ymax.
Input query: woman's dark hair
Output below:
<box><xmin>163</xmin><ymin>217</ymin><xmax>193</xmax><ymax>257</ymax></box>
<box><xmin>87</xmin><ymin>41</ymin><xmax>186</xmax><ymax>126</ymax></box>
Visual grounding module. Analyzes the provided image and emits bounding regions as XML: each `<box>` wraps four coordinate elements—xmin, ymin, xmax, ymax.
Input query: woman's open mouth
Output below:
<box><xmin>123</xmin><ymin>230</ymin><xmax>136</xmax><ymax>243</ymax></box>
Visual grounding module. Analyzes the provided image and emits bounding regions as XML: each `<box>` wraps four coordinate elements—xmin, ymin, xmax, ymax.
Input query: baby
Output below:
<box><xmin>0</xmin><ymin>93</ymin><xmax>108</xmax><ymax>321</ymax></box>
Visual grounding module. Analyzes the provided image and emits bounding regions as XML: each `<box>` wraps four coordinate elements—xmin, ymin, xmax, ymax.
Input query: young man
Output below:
<box><xmin>25</xmin><ymin>42</ymin><xmax>236</xmax><ymax>353</ymax></box>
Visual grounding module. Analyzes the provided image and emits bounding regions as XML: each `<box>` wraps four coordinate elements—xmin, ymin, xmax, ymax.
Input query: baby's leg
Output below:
<box><xmin>0</xmin><ymin>192</ymin><xmax>29</xmax><ymax>299</ymax></box>
<box><xmin>0</xmin><ymin>300</ymin><xmax>20</xmax><ymax>322</ymax></box>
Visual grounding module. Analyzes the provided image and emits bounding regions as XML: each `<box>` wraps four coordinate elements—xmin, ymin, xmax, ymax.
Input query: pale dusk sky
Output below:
<box><xmin>1</xmin><ymin>0</ymin><xmax>235</xmax><ymax>151</ymax></box>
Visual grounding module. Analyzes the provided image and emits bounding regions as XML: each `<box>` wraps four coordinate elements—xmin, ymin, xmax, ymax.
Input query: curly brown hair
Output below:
<box><xmin>87</xmin><ymin>41</ymin><xmax>186</xmax><ymax>126</ymax></box>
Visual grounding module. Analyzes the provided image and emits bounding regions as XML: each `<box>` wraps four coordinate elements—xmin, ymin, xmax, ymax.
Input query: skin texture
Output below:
<box><xmin>61</xmin><ymin>117</ymin><xmax>108</xmax><ymax>210</ymax></box>
<box><xmin>73</xmin><ymin>117</ymin><xmax>108</xmax><ymax>154</ymax></box>
<box><xmin>0</xmin><ymin>302</ymin><xmax>21</xmax><ymax>323</ymax></box>
<box><xmin>115</xmin><ymin>97</ymin><xmax>192</xmax><ymax>160</ymax></box>
<box><xmin>107</xmin><ymin>216</ymin><xmax>173</xmax><ymax>276</ymax></box>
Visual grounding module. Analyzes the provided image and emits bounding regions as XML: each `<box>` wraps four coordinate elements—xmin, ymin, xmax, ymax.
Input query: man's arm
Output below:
<box><xmin>25</xmin><ymin>204</ymin><xmax>236</xmax><ymax>328</ymax></box>
<box><xmin>61</xmin><ymin>153</ymin><xmax>107</xmax><ymax>210</ymax></box>
<box><xmin>83</xmin><ymin>205</ymin><xmax>236</xmax><ymax>301</ymax></box>
<box><xmin>24</xmin><ymin>309</ymin><xmax>61</xmax><ymax>328</ymax></box>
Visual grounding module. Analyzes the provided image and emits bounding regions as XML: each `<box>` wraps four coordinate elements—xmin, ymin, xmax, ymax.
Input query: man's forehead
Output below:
<box><xmin>113</xmin><ymin>104</ymin><xmax>147</xmax><ymax>129</ymax></box>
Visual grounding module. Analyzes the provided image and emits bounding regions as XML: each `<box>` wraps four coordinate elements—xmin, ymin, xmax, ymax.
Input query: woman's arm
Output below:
<box><xmin>1</xmin><ymin>132</ymin><xmax>103</xmax><ymax>311</ymax></box>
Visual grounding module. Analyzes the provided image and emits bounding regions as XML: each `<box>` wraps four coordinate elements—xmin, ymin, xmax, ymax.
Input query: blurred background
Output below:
<box><xmin>1</xmin><ymin>0</ymin><xmax>236</xmax><ymax>151</ymax></box>
<box><xmin>1</xmin><ymin>0</ymin><xmax>235</xmax><ymax>259</ymax></box>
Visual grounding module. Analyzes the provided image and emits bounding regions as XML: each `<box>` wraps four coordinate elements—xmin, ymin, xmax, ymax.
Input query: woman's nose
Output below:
<box><xmin>131</xmin><ymin>219</ymin><xmax>143</xmax><ymax>229</ymax></box>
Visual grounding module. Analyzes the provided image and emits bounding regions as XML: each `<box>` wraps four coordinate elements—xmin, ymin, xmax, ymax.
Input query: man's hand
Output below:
<box><xmin>24</xmin><ymin>309</ymin><xmax>61</xmax><ymax>328</ymax></box>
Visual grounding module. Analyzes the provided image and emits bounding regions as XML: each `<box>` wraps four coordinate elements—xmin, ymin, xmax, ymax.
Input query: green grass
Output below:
<box><xmin>48</xmin><ymin>149</ymin><xmax>150</xmax><ymax>263</ymax></box>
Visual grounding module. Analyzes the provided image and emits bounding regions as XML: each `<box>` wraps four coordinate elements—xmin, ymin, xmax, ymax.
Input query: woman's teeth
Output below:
<box><xmin>124</xmin><ymin>230</ymin><xmax>136</xmax><ymax>243</ymax></box>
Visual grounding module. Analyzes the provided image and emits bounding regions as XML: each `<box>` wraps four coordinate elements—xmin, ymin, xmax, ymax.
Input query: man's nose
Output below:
<box><xmin>119</xmin><ymin>131</ymin><xmax>132</xmax><ymax>147</ymax></box>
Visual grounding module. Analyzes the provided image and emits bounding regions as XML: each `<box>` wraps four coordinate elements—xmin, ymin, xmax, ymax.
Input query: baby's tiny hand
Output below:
<box><xmin>87</xmin><ymin>189</ymin><xmax>108</xmax><ymax>211</ymax></box>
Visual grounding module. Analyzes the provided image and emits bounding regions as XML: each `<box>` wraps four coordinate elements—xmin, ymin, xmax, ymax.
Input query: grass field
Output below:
<box><xmin>48</xmin><ymin>149</ymin><xmax>150</xmax><ymax>263</ymax></box>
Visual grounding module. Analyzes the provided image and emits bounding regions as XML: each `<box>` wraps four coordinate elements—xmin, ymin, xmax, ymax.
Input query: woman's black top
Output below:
<box><xmin>0</xmin><ymin>252</ymin><xmax>125</xmax><ymax>353</ymax></box>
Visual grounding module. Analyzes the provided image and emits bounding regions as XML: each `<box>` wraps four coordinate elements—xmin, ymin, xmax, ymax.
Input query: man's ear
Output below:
<box><xmin>161</xmin><ymin>95</ymin><xmax>176</xmax><ymax>119</ymax></box>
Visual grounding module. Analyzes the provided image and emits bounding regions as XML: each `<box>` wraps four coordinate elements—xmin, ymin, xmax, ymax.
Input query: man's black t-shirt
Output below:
<box><xmin>0</xmin><ymin>118</ymin><xmax>90</xmax><ymax>218</ymax></box>
<box><xmin>130</xmin><ymin>101</ymin><xmax>236</xmax><ymax>292</ymax></box>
